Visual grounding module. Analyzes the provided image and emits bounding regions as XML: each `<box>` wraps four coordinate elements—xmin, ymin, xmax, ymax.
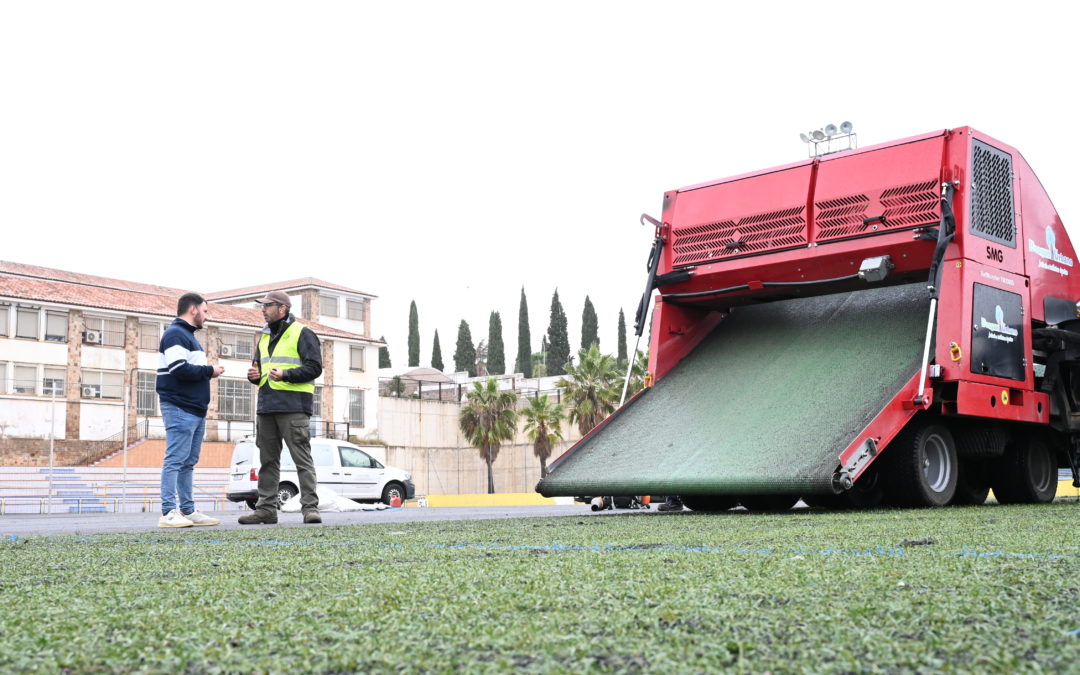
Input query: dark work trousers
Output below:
<box><xmin>255</xmin><ymin>412</ymin><xmax>318</xmax><ymax>512</ymax></box>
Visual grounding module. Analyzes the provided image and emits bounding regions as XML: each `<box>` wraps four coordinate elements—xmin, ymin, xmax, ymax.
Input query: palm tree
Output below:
<box><xmin>459</xmin><ymin>378</ymin><xmax>519</xmax><ymax>493</ymax></box>
<box><xmin>521</xmin><ymin>395</ymin><xmax>564</xmax><ymax>477</ymax></box>
<box><xmin>557</xmin><ymin>343</ymin><xmax>622</xmax><ymax>436</ymax></box>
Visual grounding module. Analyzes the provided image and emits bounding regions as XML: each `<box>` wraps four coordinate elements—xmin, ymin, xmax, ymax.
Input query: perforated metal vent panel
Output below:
<box><xmin>670</xmin><ymin>205</ymin><xmax>807</xmax><ymax>266</ymax></box>
<box><xmin>970</xmin><ymin>140</ymin><xmax>1016</xmax><ymax>248</ymax></box>
<box><xmin>815</xmin><ymin>180</ymin><xmax>940</xmax><ymax>241</ymax></box>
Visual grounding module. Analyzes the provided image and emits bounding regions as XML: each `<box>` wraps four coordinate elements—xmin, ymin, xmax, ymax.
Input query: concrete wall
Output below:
<box><xmin>376</xmin><ymin>395</ymin><xmax>583</xmax><ymax>495</ymax></box>
<box><xmin>0</xmin><ymin>438</ymin><xmax>118</xmax><ymax>466</ymax></box>
<box><xmin>385</xmin><ymin>440</ymin><xmax>577</xmax><ymax>496</ymax></box>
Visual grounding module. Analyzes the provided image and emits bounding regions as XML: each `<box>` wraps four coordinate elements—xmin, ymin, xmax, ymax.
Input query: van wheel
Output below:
<box><xmin>991</xmin><ymin>439</ymin><xmax>1057</xmax><ymax>504</ymax></box>
<box><xmin>884</xmin><ymin>422</ymin><xmax>957</xmax><ymax>507</ymax></box>
<box><xmin>382</xmin><ymin>482</ymin><xmax>406</xmax><ymax>505</ymax></box>
<box><xmin>245</xmin><ymin>498</ymin><xmax>258</xmax><ymax>510</ymax></box>
<box><xmin>277</xmin><ymin>484</ymin><xmax>298</xmax><ymax>507</ymax></box>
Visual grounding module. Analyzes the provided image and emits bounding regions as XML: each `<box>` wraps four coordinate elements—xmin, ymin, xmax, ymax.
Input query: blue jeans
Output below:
<box><xmin>159</xmin><ymin>401</ymin><xmax>206</xmax><ymax>515</ymax></box>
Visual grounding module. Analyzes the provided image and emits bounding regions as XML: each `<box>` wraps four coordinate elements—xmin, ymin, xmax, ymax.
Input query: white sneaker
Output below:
<box><xmin>183</xmin><ymin>510</ymin><xmax>220</xmax><ymax>526</ymax></box>
<box><xmin>158</xmin><ymin>509</ymin><xmax>194</xmax><ymax>528</ymax></box>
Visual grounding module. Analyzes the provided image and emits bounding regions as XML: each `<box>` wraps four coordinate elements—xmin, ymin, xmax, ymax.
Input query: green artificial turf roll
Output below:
<box><xmin>537</xmin><ymin>282</ymin><xmax>930</xmax><ymax>497</ymax></box>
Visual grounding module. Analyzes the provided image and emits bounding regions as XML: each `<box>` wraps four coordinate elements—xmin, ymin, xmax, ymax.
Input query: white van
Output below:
<box><xmin>226</xmin><ymin>438</ymin><xmax>415</xmax><ymax>509</ymax></box>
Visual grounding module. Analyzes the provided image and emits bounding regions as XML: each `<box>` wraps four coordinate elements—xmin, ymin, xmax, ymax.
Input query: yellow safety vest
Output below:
<box><xmin>259</xmin><ymin>321</ymin><xmax>315</xmax><ymax>393</ymax></box>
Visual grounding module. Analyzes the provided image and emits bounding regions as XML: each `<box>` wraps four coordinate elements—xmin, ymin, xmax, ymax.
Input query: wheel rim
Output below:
<box><xmin>923</xmin><ymin>433</ymin><xmax>953</xmax><ymax>493</ymax></box>
<box><xmin>1028</xmin><ymin>444</ymin><xmax>1054</xmax><ymax>493</ymax></box>
<box><xmin>278</xmin><ymin>488</ymin><xmax>294</xmax><ymax>505</ymax></box>
<box><xmin>387</xmin><ymin>486</ymin><xmax>402</xmax><ymax>500</ymax></box>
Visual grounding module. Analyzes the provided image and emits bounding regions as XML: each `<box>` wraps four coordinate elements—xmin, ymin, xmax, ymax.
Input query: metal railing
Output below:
<box><xmin>379</xmin><ymin>377</ymin><xmax>564</xmax><ymax>404</ymax></box>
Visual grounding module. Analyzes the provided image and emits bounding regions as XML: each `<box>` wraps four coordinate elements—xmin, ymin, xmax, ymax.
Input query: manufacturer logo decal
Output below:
<box><xmin>980</xmin><ymin>305</ymin><xmax>1018</xmax><ymax>343</ymax></box>
<box><xmin>1029</xmin><ymin>225</ymin><xmax>1073</xmax><ymax>276</ymax></box>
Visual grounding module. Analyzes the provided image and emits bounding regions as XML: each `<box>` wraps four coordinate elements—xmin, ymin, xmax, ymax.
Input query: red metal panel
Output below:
<box><xmin>954</xmin><ymin>380</ymin><xmax>1050</xmax><ymax>423</ymax></box>
<box><xmin>812</xmin><ymin>135</ymin><xmax>945</xmax><ymax>243</ymax></box>
<box><xmin>667</xmin><ymin>165</ymin><xmax>813</xmax><ymax>267</ymax></box>
<box><xmin>948</xmin><ymin>128</ymin><xmax>1026</xmax><ymax>275</ymax></box>
<box><xmin>1015</xmin><ymin>154</ymin><xmax>1080</xmax><ymax>321</ymax></box>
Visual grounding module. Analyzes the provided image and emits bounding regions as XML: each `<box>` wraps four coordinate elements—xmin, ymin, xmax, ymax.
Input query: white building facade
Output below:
<box><xmin>0</xmin><ymin>262</ymin><xmax>383</xmax><ymax>444</ymax></box>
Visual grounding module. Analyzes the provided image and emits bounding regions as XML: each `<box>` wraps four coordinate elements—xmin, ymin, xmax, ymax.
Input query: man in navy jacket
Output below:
<box><xmin>155</xmin><ymin>292</ymin><xmax>225</xmax><ymax>528</ymax></box>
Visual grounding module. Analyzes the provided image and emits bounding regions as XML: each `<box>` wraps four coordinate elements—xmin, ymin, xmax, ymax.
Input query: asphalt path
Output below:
<box><xmin>0</xmin><ymin>504</ymin><xmax>638</xmax><ymax>538</ymax></box>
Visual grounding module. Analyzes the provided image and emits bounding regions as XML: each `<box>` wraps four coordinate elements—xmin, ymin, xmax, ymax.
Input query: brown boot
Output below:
<box><xmin>238</xmin><ymin>510</ymin><xmax>278</xmax><ymax>525</ymax></box>
<box><xmin>302</xmin><ymin>509</ymin><xmax>322</xmax><ymax>524</ymax></box>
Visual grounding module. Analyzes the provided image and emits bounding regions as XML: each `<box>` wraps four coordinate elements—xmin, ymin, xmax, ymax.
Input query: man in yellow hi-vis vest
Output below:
<box><xmin>240</xmin><ymin>291</ymin><xmax>324</xmax><ymax>525</ymax></box>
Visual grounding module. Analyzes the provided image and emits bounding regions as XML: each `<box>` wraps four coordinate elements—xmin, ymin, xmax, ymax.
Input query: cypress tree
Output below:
<box><xmin>431</xmin><ymin>330</ymin><xmax>444</xmax><ymax>371</ymax></box>
<box><xmin>515</xmin><ymin>287</ymin><xmax>532</xmax><ymax>378</ymax></box>
<box><xmin>545</xmin><ymin>289</ymin><xmax>570</xmax><ymax>376</ymax></box>
<box><xmin>617</xmin><ymin>308</ymin><xmax>628</xmax><ymax>366</ymax></box>
<box><xmin>378</xmin><ymin>336</ymin><xmax>392</xmax><ymax>368</ymax></box>
<box><xmin>487</xmin><ymin>311</ymin><xmax>505</xmax><ymax>375</ymax></box>
<box><xmin>407</xmin><ymin>301</ymin><xmax>420</xmax><ymax>368</ymax></box>
<box><xmin>581</xmin><ymin>295</ymin><xmax>599</xmax><ymax>351</ymax></box>
<box><xmin>454</xmin><ymin>320</ymin><xmax>477</xmax><ymax>377</ymax></box>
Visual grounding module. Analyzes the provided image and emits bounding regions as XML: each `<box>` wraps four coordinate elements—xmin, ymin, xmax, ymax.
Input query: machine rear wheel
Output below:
<box><xmin>737</xmin><ymin>495</ymin><xmax>799</xmax><ymax>512</ymax></box>
<box><xmin>681</xmin><ymin>495</ymin><xmax>738</xmax><ymax>512</ymax></box>
<box><xmin>991</xmin><ymin>439</ymin><xmax>1057</xmax><ymax>504</ymax></box>
<box><xmin>884</xmin><ymin>422</ymin><xmax>957</xmax><ymax>507</ymax></box>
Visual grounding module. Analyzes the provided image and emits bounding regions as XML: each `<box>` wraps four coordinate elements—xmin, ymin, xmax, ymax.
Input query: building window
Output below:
<box><xmin>320</xmin><ymin>295</ymin><xmax>338</xmax><ymax>317</ymax></box>
<box><xmin>0</xmin><ymin>306</ymin><xmax>8</xmax><ymax>337</ymax></box>
<box><xmin>218</xmin><ymin>378</ymin><xmax>254</xmax><ymax>421</ymax></box>
<box><xmin>83</xmin><ymin>316</ymin><xmax>125</xmax><ymax>347</ymax></box>
<box><xmin>14</xmin><ymin>364</ymin><xmax>36</xmax><ymax>394</ymax></box>
<box><xmin>346</xmin><ymin>300</ymin><xmax>365</xmax><ymax>321</ymax></box>
<box><xmin>43</xmin><ymin>367</ymin><xmax>65</xmax><ymax>397</ymax></box>
<box><xmin>312</xmin><ymin>385</ymin><xmax>323</xmax><ymax>418</ymax></box>
<box><xmin>137</xmin><ymin>371</ymin><xmax>157</xmax><ymax>415</ymax></box>
<box><xmin>139</xmin><ymin>323</ymin><xmax>160</xmax><ymax>351</ymax></box>
<box><xmin>16</xmin><ymin>308</ymin><xmax>38</xmax><ymax>339</ymax></box>
<box><xmin>220</xmin><ymin>331</ymin><xmax>255</xmax><ymax>360</ymax></box>
<box><xmin>348</xmin><ymin>389</ymin><xmax>364</xmax><ymax>426</ymax></box>
<box><xmin>350</xmin><ymin>345</ymin><xmax>365</xmax><ymax>371</ymax></box>
<box><xmin>44</xmin><ymin>311</ymin><xmax>68</xmax><ymax>342</ymax></box>
<box><xmin>0</xmin><ymin>361</ymin><xmax>6</xmax><ymax>394</ymax></box>
<box><xmin>81</xmin><ymin>369</ymin><xmax>123</xmax><ymax>400</ymax></box>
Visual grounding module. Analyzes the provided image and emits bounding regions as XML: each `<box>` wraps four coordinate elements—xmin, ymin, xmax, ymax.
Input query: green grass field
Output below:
<box><xmin>2</xmin><ymin>503</ymin><xmax>1079</xmax><ymax>673</ymax></box>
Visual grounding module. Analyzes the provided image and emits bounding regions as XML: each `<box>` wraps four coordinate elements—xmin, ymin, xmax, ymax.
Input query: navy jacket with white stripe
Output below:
<box><xmin>156</xmin><ymin>317</ymin><xmax>214</xmax><ymax>417</ymax></box>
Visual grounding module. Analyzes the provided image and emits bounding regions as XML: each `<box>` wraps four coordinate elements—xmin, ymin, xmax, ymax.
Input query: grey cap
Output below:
<box><xmin>257</xmin><ymin>290</ymin><xmax>291</xmax><ymax>307</ymax></box>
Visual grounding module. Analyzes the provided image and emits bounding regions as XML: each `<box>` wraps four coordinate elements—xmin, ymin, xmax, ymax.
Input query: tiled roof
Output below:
<box><xmin>0</xmin><ymin>261</ymin><xmax>377</xmax><ymax>343</ymax></box>
<box><xmin>207</xmin><ymin>277</ymin><xmax>376</xmax><ymax>300</ymax></box>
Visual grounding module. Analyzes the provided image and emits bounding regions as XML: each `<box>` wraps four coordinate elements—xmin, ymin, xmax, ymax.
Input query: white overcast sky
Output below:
<box><xmin>2</xmin><ymin>1</ymin><xmax>1077</xmax><ymax>370</ymax></box>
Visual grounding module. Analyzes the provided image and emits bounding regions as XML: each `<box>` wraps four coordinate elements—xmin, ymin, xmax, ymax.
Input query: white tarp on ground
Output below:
<box><xmin>280</xmin><ymin>486</ymin><xmax>388</xmax><ymax>513</ymax></box>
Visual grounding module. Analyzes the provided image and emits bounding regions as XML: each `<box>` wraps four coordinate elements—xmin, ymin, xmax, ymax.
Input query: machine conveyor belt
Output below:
<box><xmin>536</xmin><ymin>283</ymin><xmax>929</xmax><ymax>498</ymax></box>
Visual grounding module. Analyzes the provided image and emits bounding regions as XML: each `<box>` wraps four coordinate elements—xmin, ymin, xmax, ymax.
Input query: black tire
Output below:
<box><xmin>277</xmin><ymin>483</ymin><xmax>298</xmax><ymax>508</ymax></box>
<box><xmin>884</xmin><ymin>422</ymin><xmax>957</xmax><ymax>507</ymax></box>
<box><xmin>681</xmin><ymin>495</ymin><xmax>738</xmax><ymax>512</ymax></box>
<box><xmin>738</xmin><ymin>495</ymin><xmax>799</xmax><ymax>512</ymax></box>
<box><xmin>244</xmin><ymin>498</ymin><xmax>258</xmax><ymax>510</ymax></box>
<box><xmin>952</xmin><ymin>458</ymin><xmax>991</xmax><ymax>506</ymax></box>
<box><xmin>991</xmin><ymin>439</ymin><xmax>1057</xmax><ymax>504</ymax></box>
<box><xmin>806</xmin><ymin>464</ymin><xmax>887</xmax><ymax>510</ymax></box>
<box><xmin>382</xmin><ymin>482</ymin><xmax>406</xmax><ymax>505</ymax></box>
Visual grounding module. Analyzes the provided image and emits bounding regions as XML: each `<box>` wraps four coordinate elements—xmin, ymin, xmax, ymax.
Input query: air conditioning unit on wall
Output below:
<box><xmin>220</xmin><ymin>345</ymin><xmax>235</xmax><ymax>357</ymax></box>
<box><xmin>81</xmin><ymin>386</ymin><xmax>100</xmax><ymax>398</ymax></box>
<box><xmin>84</xmin><ymin>330</ymin><xmax>102</xmax><ymax>344</ymax></box>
